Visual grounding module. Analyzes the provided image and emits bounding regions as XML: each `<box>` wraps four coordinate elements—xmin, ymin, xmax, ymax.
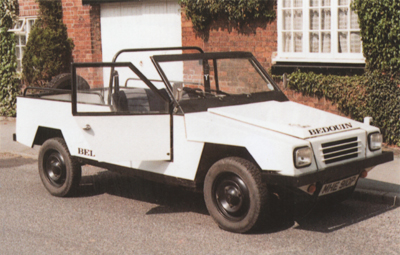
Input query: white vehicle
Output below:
<box><xmin>15</xmin><ymin>47</ymin><xmax>393</xmax><ymax>233</ymax></box>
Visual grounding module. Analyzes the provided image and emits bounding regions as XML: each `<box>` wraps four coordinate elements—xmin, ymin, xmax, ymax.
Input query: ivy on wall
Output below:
<box><xmin>352</xmin><ymin>0</ymin><xmax>400</xmax><ymax>76</ymax></box>
<box><xmin>22</xmin><ymin>0</ymin><xmax>74</xmax><ymax>87</ymax></box>
<box><xmin>179</xmin><ymin>0</ymin><xmax>276</xmax><ymax>33</ymax></box>
<box><xmin>0</xmin><ymin>0</ymin><xmax>19</xmax><ymax>116</ymax></box>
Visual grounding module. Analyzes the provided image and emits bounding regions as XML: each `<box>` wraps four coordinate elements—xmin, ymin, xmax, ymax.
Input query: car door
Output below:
<box><xmin>71</xmin><ymin>62</ymin><xmax>171</xmax><ymax>162</ymax></box>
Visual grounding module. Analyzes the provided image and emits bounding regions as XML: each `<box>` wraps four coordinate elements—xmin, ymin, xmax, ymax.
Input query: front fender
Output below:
<box><xmin>184</xmin><ymin>112</ymin><xmax>317</xmax><ymax>176</ymax></box>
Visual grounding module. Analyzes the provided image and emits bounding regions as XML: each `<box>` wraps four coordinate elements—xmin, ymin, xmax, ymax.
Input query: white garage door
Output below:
<box><xmin>100</xmin><ymin>0</ymin><xmax>182</xmax><ymax>81</ymax></box>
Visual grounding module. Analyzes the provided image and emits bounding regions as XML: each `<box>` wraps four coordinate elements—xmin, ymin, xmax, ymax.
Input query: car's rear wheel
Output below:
<box><xmin>38</xmin><ymin>138</ymin><xmax>81</xmax><ymax>197</ymax></box>
<box><xmin>204</xmin><ymin>157</ymin><xmax>269</xmax><ymax>233</ymax></box>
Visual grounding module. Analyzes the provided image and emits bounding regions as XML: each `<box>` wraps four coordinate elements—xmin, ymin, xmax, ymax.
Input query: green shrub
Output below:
<box><xmin>22</xmin><ymin>0</ymin><xmax>74</xmax><ymax>87</ymax></box>
<box><xmin>179</xmin><ymin>0</ymin><xmax>276</xmax><ymax>33</ymax></box>
<box><xmin>288</xmin><ymin>71</ymin><xmax>400</xmax><ymax>146</ymax></box>
<box><xmin>0</xmin><ymin>0</ymin><xmax>20</xmax><ymax>116</ymax></box>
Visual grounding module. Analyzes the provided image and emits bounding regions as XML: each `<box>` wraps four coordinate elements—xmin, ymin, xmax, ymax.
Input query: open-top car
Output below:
<box><xmin>15</xmin><ymin>47</ymin><xmax>393</xmax><ymax>233</ymax></box>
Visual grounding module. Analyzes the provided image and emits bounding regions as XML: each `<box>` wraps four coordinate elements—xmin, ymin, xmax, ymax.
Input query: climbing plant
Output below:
<box><xmin>179</xmin><ymin>0</ymin><xmax>276</xmax><ymax>33</ymax></box>
<box><xmin>352</xmin><ymin>0</ymin><xmax>400</xmax><ymax>76</ymax></box>
<box><xmin>0</xmin><ymin>0</ymin><xmax>19</xmax><ymax>116</ymax></box>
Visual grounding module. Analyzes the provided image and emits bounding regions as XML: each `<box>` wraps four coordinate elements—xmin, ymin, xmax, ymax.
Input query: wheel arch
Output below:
<box><xmin>194</xmin><ymin>143</ymin><xmax>260</xmax><ymax>186</ymax></box>
<box><xmin>33</xmin><ymin>126</ymin><xmax>64</xmax><ymax>146</ymax></box>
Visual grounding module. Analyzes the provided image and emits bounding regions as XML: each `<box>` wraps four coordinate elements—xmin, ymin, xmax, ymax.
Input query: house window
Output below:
<box><xmin>338</xmin><ymin>0</ymin><xmax>361</xmax><ymax>53</ymax></box>
<box><xmin>275</xmin><ymin>0</ymin><xmax>364</xmax><ymax>63</ymax></box>
<box><xmin>309</xmin><ymin>0</ymin><xmax>331</xmax><ymax>53</ymax></box>
<box><xmin>9</xmin><ymin>17</ymin><xmax>36</xmax><ymax>72</ymax></box>
<box><xmin>282</xmin><ymin>0</ymin><xmax>303</xmax><ymax>52</ymax></box>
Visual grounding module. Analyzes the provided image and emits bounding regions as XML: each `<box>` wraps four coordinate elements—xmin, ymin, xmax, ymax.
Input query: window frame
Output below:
<box><xmin>274</xmin><ymin>0</ymin><xmax>364</xmax><ymax>64</ymax></box>
<box><xmin>9</xmin><ymin>16</ymin><xmax>37</xmax><ymax>72</ymax></box>
<box><xmin>71</xmin><ymin>62</ymin><xmax>170</xmax><ymax>116</ymax></box>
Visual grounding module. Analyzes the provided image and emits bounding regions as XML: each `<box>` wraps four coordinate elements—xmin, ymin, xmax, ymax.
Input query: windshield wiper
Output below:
<box><xmin>183</xmin><ymin>87</ymin><xmax>230</xmax><ymax>99</ymax></box>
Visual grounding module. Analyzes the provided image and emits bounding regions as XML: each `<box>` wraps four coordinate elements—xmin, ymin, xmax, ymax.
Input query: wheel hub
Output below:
<box><xmin>45</xmin><ymin>151</ymin><xmax>66</xmax><ymax>186</ymax></box>
<box><xmin>224</xmin><ymin>185</ymin><xmax>242</xmax><ymax>209</ymax></box>
<box><xmin>48</xmin><ymin>159</ymin><xmax>62</xmax><ymax>181</ymax></box>
<box><xmin>214</xmin><ymin>174</ymin><xmax>250</xmax><ymax>220</ymax></box>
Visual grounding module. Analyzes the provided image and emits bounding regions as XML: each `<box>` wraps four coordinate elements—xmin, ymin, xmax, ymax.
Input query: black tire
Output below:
<box><xmin>38</xmin><ymin>138</ymin><xmax>81</xmax><ymax>197</ymax></box>
<box><xmin>48</xmin><ymin>73</ymin><xmax>90</xmax><ymax>90</ymax></box>
<box><xmin>204</xmin><ymin>157</ymin><xmax>269</xmax><ymax>233</ymax></box>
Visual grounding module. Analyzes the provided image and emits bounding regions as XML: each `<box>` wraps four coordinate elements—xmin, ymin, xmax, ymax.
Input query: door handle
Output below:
<box><xmin>83</xmin><ymin>124</ymin><xmax>91</xmax><ymax>131</ymax></box>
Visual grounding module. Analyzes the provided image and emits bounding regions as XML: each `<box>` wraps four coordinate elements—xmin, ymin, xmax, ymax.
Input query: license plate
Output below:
<box><xmin>319</xmin><ymin>175</ymin><xmax>359</xmax><ymax>196</ymax></box>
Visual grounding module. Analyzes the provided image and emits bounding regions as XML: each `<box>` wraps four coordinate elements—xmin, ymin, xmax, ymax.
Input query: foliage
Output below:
<box><xmin>352</xmin><ymin>0</ymin><xmax>400</xmax><ymax>76</ymax></box>
<box><xmin>22</xmin><ymin>0</ymin><xmax>74</xmax><ymax>87</ymax></box>
<box><xmin>288</xmin><ymin>71</ymin><xmax>400</xmax><ymax>146</ymax></box>
<box><xmin>0</xmin><ymin>0</ymin><xmax>20</xmax><ymax>116</ymax></box>
<box><xmin>179</xmin><ymin>0</ymin><xmax>276</xmax><ymax>33</ymax></box>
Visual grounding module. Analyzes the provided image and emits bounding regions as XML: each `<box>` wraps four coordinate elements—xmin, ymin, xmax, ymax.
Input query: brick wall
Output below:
<box><xmin>88</xmin><ymin>4</ymin><xmax>102</xmax><ymax>62</ymax></box>
<box><xmin>182</xmin><ymin>13</ymin><xmax>277</xmax><ymax>72</ymax></box>
<box><xmin>62</xmin><ymin>1</ymin><xmax>103</xmax><ymax>87</ymax></box>
<box><xmin>18</xmin><ymin>0</ymin><xmax>39</xmax><ymax>16</ymax></box>
<box><xmin>61</xmin><ymin>0</ymin><xmax>102</xmax><ymax>63</ymax></box>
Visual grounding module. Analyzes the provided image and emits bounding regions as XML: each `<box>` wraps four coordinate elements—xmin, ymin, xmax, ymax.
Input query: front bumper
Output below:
<box><xmin>262</xmin><ymin>151</ymin><xmax>394</xmax><ymax>188</ymax></box>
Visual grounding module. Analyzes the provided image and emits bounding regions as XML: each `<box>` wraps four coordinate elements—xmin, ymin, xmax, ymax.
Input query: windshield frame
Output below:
<box><xmin>151</xmin><ymin>51</ymin><xmax>288</xmax><ymax>113</ymax></box>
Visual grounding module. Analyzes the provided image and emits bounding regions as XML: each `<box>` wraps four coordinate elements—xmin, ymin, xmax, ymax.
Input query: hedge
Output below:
<box><xmin>288</xmin><ymin>71</ymin><xmax>400</xmax><ymax>146</ymax></box>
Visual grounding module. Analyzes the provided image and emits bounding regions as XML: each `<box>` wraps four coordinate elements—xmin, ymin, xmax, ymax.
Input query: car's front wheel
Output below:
<box><xmin>38</xmin><ymin>138</ymin><xmax>81</xmax><ymax>197</ymax></box>
<box><xmin>204</xmin><ymin>157</ymin><xmax>269</xmax><ymax>233</ymax></box>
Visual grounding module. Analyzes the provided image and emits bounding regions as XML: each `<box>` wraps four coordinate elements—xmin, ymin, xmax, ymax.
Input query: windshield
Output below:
<box><xmin>156</xmin><ymin>54</ymin><xmax>274</xmax><ymax>97</ymax></box>
<box><xmin>152</xmin><ymin>52</ymin><xmax>286</xmax><ymax>112</ymax></box>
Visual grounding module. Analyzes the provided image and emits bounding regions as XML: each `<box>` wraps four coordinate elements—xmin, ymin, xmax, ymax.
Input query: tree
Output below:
<box><xmin>22</xmin><ymin>0</ymin><xmax>74</xmax><ymax>87</ymax></box>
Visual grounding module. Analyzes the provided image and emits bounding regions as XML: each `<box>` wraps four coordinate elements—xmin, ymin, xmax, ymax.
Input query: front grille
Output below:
<box><xmin>321</xmin><ymin>137</ymin><xmax>361</xmax><ymax>164</ymax></box>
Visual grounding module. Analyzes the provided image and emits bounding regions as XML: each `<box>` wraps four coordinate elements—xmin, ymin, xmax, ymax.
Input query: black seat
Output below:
<box><xmin>112</xmin><ymin>90</ymin><xmax>128</xmax><ymax>112</ymax></box>
<box><xmin>114</xmin><ymin>88</ymin><xmax>168</xmax><ymax>113</ymax></box>
<box><xmin>145</xmin><ymin>88</ymin><xmax>169</xmax><ymax>112</ymax></box>
<box><xmin>118</xmin><ymin>90</ymin><xmax>128</xmax><ymax>111</ymax></box>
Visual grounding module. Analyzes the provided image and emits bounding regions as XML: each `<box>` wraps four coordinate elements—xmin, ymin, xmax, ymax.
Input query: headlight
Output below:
<box><xmin>294</xmin><ymin>147</ymin><xmax>313</xmax><ymax>168</ymax></box>
<box><xmin>368</xmin><ymin>132</ymin><xmax>382</xmax><ymax>151</ymax></box>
